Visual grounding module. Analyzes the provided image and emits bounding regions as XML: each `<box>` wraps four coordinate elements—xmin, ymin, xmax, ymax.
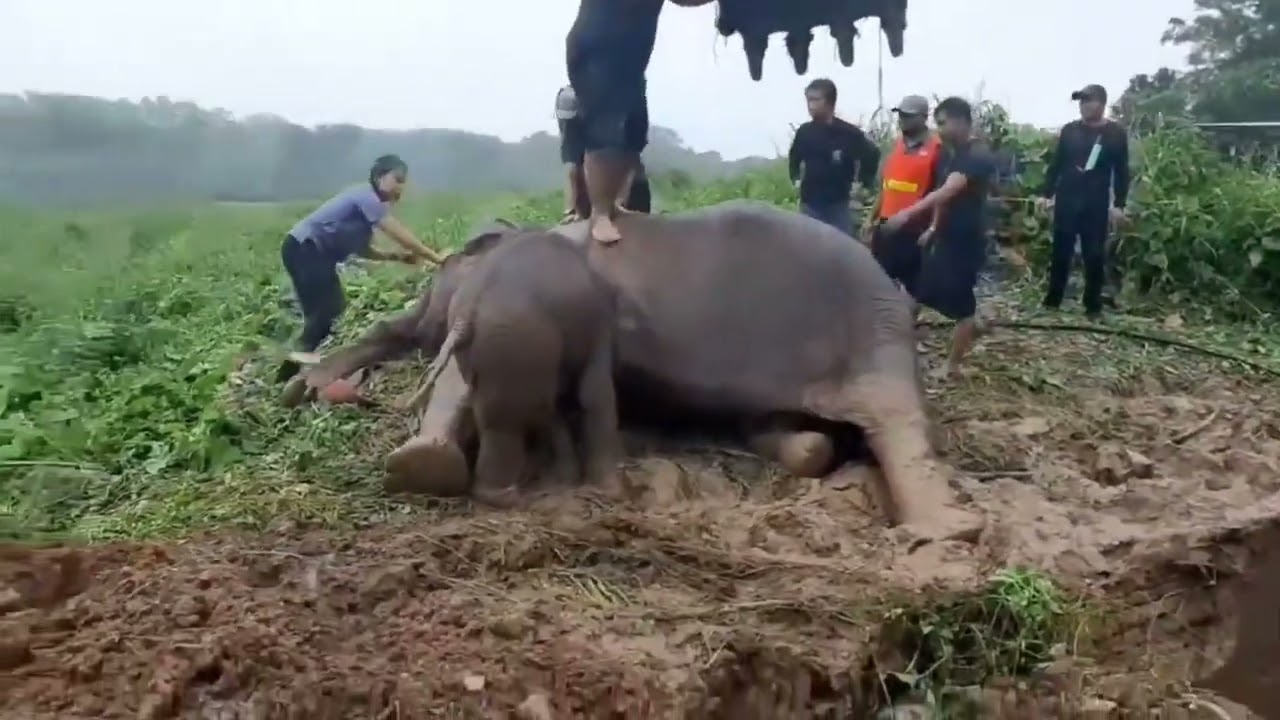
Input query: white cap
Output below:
<box><xmin>554</xmin><ymin>85</ymin><xmax>578</xmax><ymax>119</ymax></box>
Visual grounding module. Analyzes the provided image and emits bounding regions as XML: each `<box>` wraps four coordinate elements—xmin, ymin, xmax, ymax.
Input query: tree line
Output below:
<box><xmin>1114</xmin><ymin>0</ymin><xmax>1280</xmax><ymax>134</ymax></box>
<box><xmin>0</xmin><ymin>93</ymin><xmax>771</xmax><ymax>207</ymax></box>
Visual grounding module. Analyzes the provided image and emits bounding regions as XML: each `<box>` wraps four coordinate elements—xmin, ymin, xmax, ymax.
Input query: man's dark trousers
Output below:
<box><xmin>800</xmin><ymin>201</ymin><xmax>855</xmax><ymax>236</ymax></box>
<box><xmin>1045</xmin><ymin>204</ymin><xmax>1108</xmax><ymax>314</ymax></box>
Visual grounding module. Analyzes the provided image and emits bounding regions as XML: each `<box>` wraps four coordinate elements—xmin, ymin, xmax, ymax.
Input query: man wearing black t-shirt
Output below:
<box><xmin>565</xmin><ymin>0</ymin><xmax>711</xmax><ymax>244</ymax></box>
<box><xmin>788</xmin><ymin>78</ymin><xmax>880</xmax><ymax>236</ymax></box>
<box><xmin>1037</xmin><ymin>84</ymin><xmax>1131</xmax><ymax>318</ymax></box>
<box><xmin>881</xmin><ymin>96</ymin><xmax>995</xmax><ymax>377</ymax></box>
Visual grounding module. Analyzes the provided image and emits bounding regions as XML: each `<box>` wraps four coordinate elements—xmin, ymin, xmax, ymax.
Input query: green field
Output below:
<box><xmin>3</xmin><ymin>116</ymin><xmax>1280</xmax><ymax>716</ymax></box>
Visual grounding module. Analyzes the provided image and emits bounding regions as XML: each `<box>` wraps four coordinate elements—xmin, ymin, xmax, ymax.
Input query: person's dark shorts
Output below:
<box><xmin>870</xmin><ymin>223</ymin><xmax>923</xmax><ymax>294</ymax></box>
<box><xmin>568</xmin><ymin>52</ymin><xmax>649</xmax><ymax>154</ymax></box>
<box><xmin>915</xmin><ymin>231</ymin><xmax>985</xmax><ymax>321</ymax></box>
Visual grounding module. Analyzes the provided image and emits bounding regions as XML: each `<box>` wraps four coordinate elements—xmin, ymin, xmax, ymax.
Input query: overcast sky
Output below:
<box><xmin>4</xmin><ymin>0</ymin><xmax>1194</xmax><ymax>159</ymax></box>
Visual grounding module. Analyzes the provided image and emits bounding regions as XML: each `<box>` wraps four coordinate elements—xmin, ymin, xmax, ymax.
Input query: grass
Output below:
<box><xmin>3</xmin><ymin>164</ymin><xmax>1279</xmax><ymax>711</ymax></box>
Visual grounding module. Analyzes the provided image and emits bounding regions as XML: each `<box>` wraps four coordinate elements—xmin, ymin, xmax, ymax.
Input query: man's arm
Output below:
<box><xmin>863</xmin><ymin>155</ymin><xmax>887</xmax><ymax>226</ymax></box>
<box><xmin>852</xmin><ymin>129</ymin><xmax>881</xmax><ymax>190</ymax></box>
<box><xmin>788</xmin><ymin>125</ymin><xmax>805</xmax><ymax>184</ymax></box>
<box><xmin>1110</xmin><ymin>125</ymin><xmax>1131</xmax><ymax>209</ymax></box>
<box><xmin>1039</xmin><ymin>124</ymin><xmax>1069</xmax><ymax>198</ymax></box>
<box><xmin>375</xmin><ymin>215</ymin><xmax>443</xmax><ymax>264</ymax></box>
<box><xmin>894</xmin><ymin>151</ymin><xmax>994</xmax><ymax>226</ymax></box>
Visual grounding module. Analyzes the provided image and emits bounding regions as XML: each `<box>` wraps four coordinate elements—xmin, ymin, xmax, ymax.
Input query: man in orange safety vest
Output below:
<box><xmin>864</xmin><ymin>95</ymin><xmax>942</xmax><ymax>296</ymax></box>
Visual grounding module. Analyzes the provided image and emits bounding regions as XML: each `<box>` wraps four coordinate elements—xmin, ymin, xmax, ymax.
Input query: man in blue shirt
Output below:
<box><xmin>881</xmin><ymin>97</ymin><xmax>996</xmax><ymax>378</ymax></box>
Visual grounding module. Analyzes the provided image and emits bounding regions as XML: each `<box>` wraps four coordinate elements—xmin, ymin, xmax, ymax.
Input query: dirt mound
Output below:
<box><xmin>8</xmin><ymin>321</ymin><xmax>1280</xmax><ymax>717</ymax></box>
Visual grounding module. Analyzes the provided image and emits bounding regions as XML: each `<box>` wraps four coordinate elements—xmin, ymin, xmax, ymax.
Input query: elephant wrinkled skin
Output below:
<box><xmin>393</xmin><ymin>231</ymin><xmax>621</xmax><ymax>505</ymax></box>
<box><xmin>290</xmin><ymin>201</ymin><xmax>981</xmax><ymax>543</ymax></box>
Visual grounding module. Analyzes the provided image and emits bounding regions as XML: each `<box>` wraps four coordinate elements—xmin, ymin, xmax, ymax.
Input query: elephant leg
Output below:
<box><xmin>473</xmin><ymin>414</ymin><xmax>525</xmax><ymax>508</ymax></box>
<box><xmin>748</xmin><ymin>429</ymin><xmax>835</xmax><ymax>478</ymax></box>
<box><xmin>544</xmin><ymin>417</ymin><xmax>582</xmax><ymax>487</ymax></box>
<box><xmin>784</xmin><ymin>30</ymin><xmax>812</xmax><ymax>74</ymax></box>
<box><xmin>384</xmin><ymin>354</ymin><xmax>472</xmax><ymax>496</ymax></box>
<box><xmin>741</xmin><ymin>32</ymin><xmax>768</xmax><ymax>81</ymax></box>
<box><xmin>830</xmin><ymin>23</ymin><xmax>856</xmax><ymax>67</ymax></box>
<box><xmin>576</xmin><ymin>339</ymin><xmax>622</xmax><ymax>490</ymax></box>
<box><xmin>805</xmin><ymin>373</ymin><xmax>982</xmax><ymax>543</ymax></box>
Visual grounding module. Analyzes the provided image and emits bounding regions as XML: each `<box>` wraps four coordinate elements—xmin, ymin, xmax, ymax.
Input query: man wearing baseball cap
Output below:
<box><xmin>865</xmin><ymin>94</ymin><xmax>942</xmax><ymax>295</ymax></box>
<box><xmin>1036</xmin><ymin>83</ymin><xmax>1131</xmax><ymax>318</ymax></box>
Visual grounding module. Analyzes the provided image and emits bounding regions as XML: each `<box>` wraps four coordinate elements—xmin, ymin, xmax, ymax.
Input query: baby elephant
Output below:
<box><xmin>409</xmin><ymin>231</ymin><xmax>621</xmax><ymax>505</ymax></box>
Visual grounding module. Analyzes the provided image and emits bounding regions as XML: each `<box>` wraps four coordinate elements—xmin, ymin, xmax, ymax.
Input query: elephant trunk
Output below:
<box><xmin>280</xmin><ymin>289</ymin><xmax>434</xmax><ymax>408</ymax></box>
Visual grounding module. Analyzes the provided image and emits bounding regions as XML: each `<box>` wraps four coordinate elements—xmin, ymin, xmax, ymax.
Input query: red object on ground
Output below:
<box><xmin>317</xmin><ymin>377</ymin><xmax>362</xmax><ymax>405</ymax></box>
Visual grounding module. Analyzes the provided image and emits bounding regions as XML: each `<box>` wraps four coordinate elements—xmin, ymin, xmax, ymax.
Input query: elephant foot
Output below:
<box><xmin>748</xmin><ymin>430</ymin><xmax>835</xmax><ymax>478</ymax></box>
<box><xmin>472</xmin><ymin>483</ymin><xmax>521</xmax><ymax>509</ymax></box>
<box><xmin>384</xmin><ymin>437</ymin><xmax>471</xmax><ymax>497</ymax></box>
<box><xmin>896</xmin><ymin>502</ymin><xmax>984</xmax><ymax>547</ymax></box>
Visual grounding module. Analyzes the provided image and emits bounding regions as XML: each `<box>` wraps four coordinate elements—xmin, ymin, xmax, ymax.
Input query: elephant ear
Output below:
<box><xmin>458</xmin><ymin>229</ymin><xmax>517</xmax><ymax>258</ymax></box>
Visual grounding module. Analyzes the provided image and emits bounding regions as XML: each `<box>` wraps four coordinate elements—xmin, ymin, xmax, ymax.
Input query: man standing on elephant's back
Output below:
<box><xmin>565</xmin><ymin>0</ymin><xmax>713</xmax><ymax>244</ymax></box>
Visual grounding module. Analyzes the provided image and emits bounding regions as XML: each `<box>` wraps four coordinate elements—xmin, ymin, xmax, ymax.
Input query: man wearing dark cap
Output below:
<box><xmin>1036</xmin><ymin>83</ymin><xmax>1131</xmax><ymax>318</ymax></box>
<box><xmin>865</xmin><ymin>94</ymin><xmax>942</xmax><ymax>294</ymax></box>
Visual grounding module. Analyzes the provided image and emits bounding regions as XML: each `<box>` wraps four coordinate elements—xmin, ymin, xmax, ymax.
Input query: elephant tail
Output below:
<box><xmin>401</xmin><ymin>319</ymin><xmax>469</xmax><ymax>411</ymax></box>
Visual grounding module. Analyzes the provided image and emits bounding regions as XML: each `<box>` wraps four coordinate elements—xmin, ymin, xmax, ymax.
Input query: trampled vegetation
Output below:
<box><xmin>3</xmin><ymin>1</ymin><xmax>1280</xmax><ymax>715</ymax></box>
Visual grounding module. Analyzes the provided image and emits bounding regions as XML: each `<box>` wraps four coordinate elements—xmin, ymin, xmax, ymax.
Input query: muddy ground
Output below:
<box><xmin>3</xmin><ymin>314</ymin><xmax>1279</xmax><ymax>718</ymax></box>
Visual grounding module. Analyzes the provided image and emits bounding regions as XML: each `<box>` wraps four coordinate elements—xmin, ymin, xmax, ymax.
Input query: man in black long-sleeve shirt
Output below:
<box><xmin>788</xmin><ymin>78</ymin><xmax>880</xmax><ymax>236</ymax></box>
<box><xmin>1037</xmin><ymin>83</ymin><xmax>1131</xmax><ymax>318</ymax></box>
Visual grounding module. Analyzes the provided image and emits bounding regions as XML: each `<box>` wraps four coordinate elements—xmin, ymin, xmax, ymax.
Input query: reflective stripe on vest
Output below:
<box><xmin>879</xmin><ymin>135</ymin><xmax>941</xmax><ymax>219</ymax></box>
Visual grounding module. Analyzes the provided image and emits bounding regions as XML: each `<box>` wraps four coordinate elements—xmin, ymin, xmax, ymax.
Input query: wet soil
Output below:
<box><xmin>5</xmin><ymin>327</ymin><xmax>1280</xmax><ymax>718</ymax></box>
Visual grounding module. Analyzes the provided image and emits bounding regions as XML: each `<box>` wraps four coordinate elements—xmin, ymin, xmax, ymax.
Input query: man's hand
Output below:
<box><xmin>1034</xmin><ymin>196</ymin><xmax>1054</xmax><ymax>213</ymax></box>
<box><xmin>559</xmin><ymin>209</ymin><xmax>581</xmax><ymax>225</ymax></box>
<box><xmin>918</xmin><ymin>226</ymin><xmax>936</xmax><ymax>247</ymax></box>
<box><xmin>882</xmin><ymin>213</ymin><xmax>909</xmax><ymax>234</ymax></box>
<box><xmin>1109</xmin><ymin>206</ymin><xmax>1127</xmax><ymax>226</ymax></box>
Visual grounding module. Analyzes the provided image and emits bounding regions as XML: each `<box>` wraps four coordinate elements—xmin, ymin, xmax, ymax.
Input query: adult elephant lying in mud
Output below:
<box><xmin>288</xmin><ymin>202</ymin><xmax>980</xmax><ymax>542</ymax></box>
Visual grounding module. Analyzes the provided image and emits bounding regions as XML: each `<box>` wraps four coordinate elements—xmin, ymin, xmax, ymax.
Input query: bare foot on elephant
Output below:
<box><xmin>590</xmin><ymin>215</ymin><xmax>621</xmax><ymax>244</ymax></box>
<box><xmin>384</xmin><ymin>438</ymin><xmax>471</xmax><ymax>497</ymax></box>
